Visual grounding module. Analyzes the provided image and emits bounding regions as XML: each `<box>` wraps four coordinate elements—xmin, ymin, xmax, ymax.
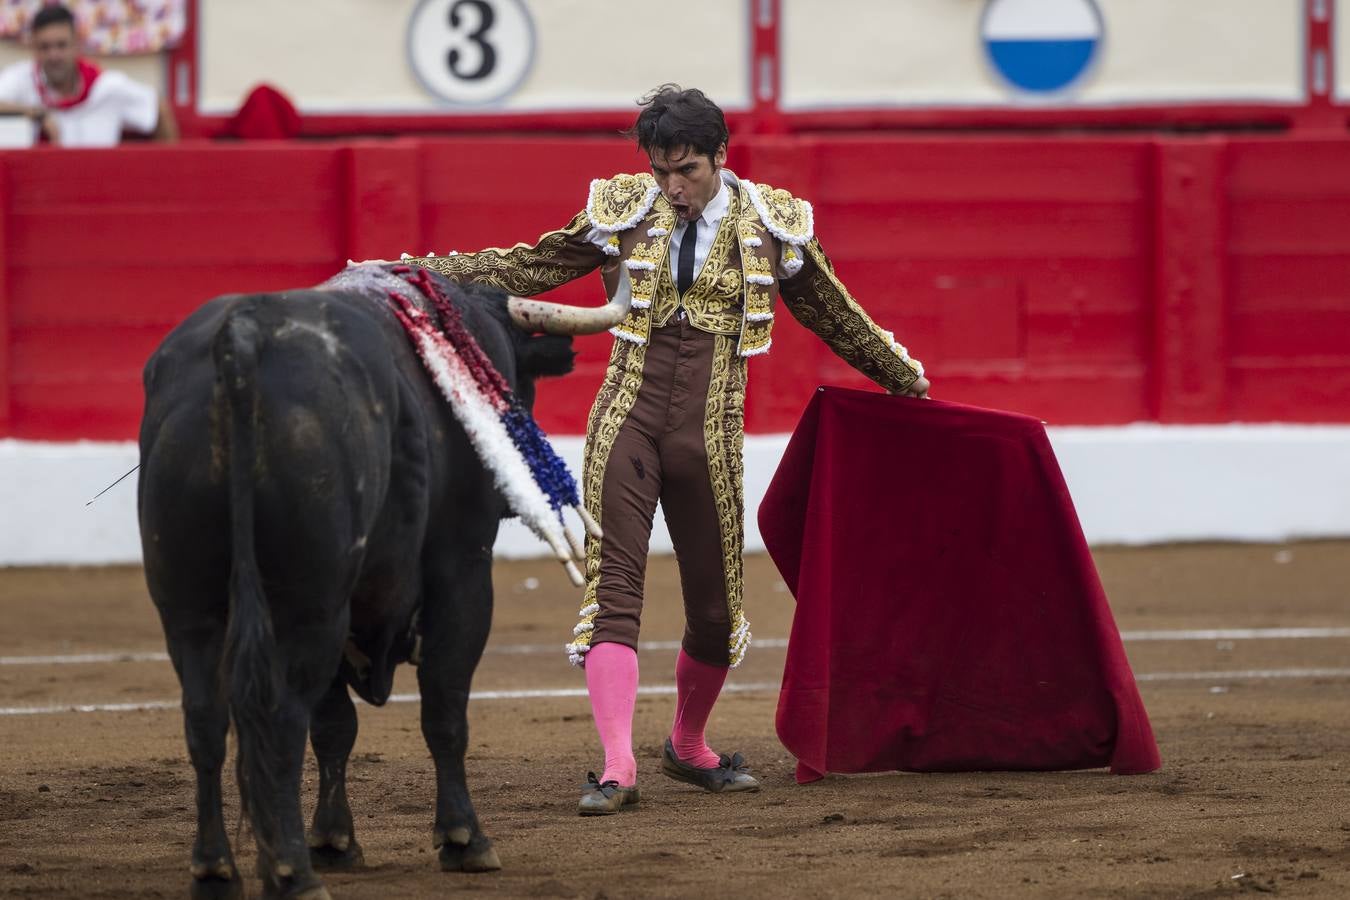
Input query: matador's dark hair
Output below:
<box><xmin>626</xmin><ymin>84</ymin><xmax>729</xmax><ymax>162</ymax></box>
<box><xmin>32</xmin><ymin>3</ymin><xmax>76</xmax><ymax>32</ymax></box>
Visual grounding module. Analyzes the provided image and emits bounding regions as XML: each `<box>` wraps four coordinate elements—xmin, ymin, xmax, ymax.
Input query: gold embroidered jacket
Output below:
<box><xmin>403</xmin><ymin>172</ymin><xmax>923</xmax><ymax>391</ymax></box>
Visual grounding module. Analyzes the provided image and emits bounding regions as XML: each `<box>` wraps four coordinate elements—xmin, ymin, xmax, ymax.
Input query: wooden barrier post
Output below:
<box><xmin>342</xmin><ymin>140</ymin><xmax>422</xmax><ymax>265</ymax></box>
<box><xmin>0</xmin><ymin>155</ymin><xmax>10</xmax><ymax>435</ymax></box>
<box><xmin>1151</xmin><ymin>139</ymin><xmax>1230</xmax><ymax>423</ymax></box>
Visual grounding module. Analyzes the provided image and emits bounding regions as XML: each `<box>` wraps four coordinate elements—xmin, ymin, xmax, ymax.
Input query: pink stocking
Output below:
<box><xmin>584</xmin><ymin>641</ymin><xmax>639</xmax><ymax>786</ymax></box>
<box><xmin>670</xmin><ymin>649</ymin><xmax>727</xmax><ymax>768</ymax></box>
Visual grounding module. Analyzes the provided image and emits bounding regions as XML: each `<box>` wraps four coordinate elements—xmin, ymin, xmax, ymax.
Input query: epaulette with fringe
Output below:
<box><xmin>586</xmin><ymin>173</ymin><xmax>661</xmax><ymax>234</ymax></box>
<box><xmin>743</xmin><ymin>181</ymin><xmax>814</xmax><ymax>245</ymax></box>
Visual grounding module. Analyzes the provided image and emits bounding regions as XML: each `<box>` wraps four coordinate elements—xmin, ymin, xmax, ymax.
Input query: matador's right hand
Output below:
<box><xmin>893</xmin><ymin>376</ymin><xmax>930</xmax><ymax>399</ymax></box>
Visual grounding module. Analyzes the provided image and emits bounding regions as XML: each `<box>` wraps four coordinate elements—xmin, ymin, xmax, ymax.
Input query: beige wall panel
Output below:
<box><xmin>782</xmin><ymin>0</ymin><xmax>1303</xmax><ymax>109</ymax></box>
<box><xmin>1333</xmin><ymin>0</ymin><xmax>1350</xmax><ymax>100</ymax></box>
<box><xmin>199</xmin><ymin>0</ymin><xmax>750</xmax><ymax>115</ymax></box>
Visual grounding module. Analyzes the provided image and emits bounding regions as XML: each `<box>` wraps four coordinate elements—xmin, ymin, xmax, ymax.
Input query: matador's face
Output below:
<box><xmin>649</xmin><ymin>143</ymin><xmax>728</xmax><ymax>222</ymax></box>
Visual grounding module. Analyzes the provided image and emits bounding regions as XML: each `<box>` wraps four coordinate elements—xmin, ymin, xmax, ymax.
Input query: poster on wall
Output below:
<box><xmin>0</xmin><ymin>0</ymin><xmax>185</xmax><ymax>54</ymax></box>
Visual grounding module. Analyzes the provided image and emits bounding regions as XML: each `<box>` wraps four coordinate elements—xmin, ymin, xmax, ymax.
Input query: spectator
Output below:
<box><xmin>0</xmin><ymin>3</ymin><xmax>176</xmax><ymax>146</ymax></box>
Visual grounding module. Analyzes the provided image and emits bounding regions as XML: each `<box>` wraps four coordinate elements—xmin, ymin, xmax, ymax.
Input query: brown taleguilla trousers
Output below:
<box><xmin>586</xmin><ymin>319</ymin><xmax>739</xmax><ymax>665</ymax></box>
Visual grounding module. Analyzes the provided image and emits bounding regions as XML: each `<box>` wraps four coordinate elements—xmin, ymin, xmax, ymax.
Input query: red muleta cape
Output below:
<box><xmin>759</xmin><ymin>387</ymin><xmax>1161</xmax><ymax>784</ymax></box>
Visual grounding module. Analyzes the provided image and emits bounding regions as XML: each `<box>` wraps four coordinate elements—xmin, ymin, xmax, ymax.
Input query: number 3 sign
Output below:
<box><xmin>407</xmin><ymin>0</ymin><xmax>536</xmax><ymax>106</ymax></box>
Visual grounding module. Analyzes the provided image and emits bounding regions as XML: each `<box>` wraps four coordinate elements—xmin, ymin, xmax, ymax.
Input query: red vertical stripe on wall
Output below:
<box><xmin>1297</xmin><ymin>0</ymin><xmax>1340</xmax><ymax>132</ymax></box>
<box><xmin>1152</xmin><ymin>140</ymin><xmax>1229</xmax><ymax>422</ymax></box>
<box><xmin>0</xmin><ymin>155</ymin><xmax>9</xmax><ymax>432</ymax></box>
<box><xmin>343</xmin><ymin>141</ymin><xmax>424</xmax><ymax>264</ymax></box>
<box><xmin>165</xmin><ymin>0</ymin><xmax>202</xmax><ymax>138</ymax></box>
<box><xmin>747</xmin><ymin>0</ymin><xmax>785</xmax><ymax>136</ymax></box>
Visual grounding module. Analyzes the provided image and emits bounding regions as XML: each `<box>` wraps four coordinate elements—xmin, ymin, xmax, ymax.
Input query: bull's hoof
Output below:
<box><xmin>260</xmin><ymin>859</ymin><xmax>329</xmax><ymax>900</ymax></box>
<box><xmin>190</xmin><ymin>874</ymin><xmax>242</xmax><ymax>900</ymax></box>
<box><xmin>289</xmin><ymin>888</ymin><xmax>332</xmax><ymax>900</ymax></box>
<box><xmin>190</xmin><ymin>857</ymin><xmax>241</xmax><ymax>900</ymax></box>
<box><xmin>438</xmin><ymin>836</ymin><xmax>502</xmax><ymax>873</ymax></box>
<box><xmin>309</xmin><ymin>839</ymin><xmax>365</xmax><ymax>871</ymax></box>
<box><xmin>263</xmin><ymin>878</ymin><xmax>331</xmax><ymax>900</ymax></box>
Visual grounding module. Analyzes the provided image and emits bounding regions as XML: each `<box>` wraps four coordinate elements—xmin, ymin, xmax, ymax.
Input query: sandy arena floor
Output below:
<box><xmin>1</xmin><ymin>542</ymin><xmax>1348</xmax><ymax>899</ymax></box>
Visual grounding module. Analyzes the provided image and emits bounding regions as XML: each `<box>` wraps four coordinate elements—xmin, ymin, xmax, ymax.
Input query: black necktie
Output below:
<box><xmin>677</xmin><ymin>218</ymin><xmax>699</xmax><ymax>296</ymax></box>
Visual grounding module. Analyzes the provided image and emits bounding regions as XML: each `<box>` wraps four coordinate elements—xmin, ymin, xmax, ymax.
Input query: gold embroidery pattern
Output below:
<box><xmin>737</xmin><ymin>320</ymin><xmax>773</xmax><ymax>357</ymax></box>
<box><xmin>704</xmin><ymin>334</ymin><xmax>751</xmax><ymax>666</ymax></box>
<box><xmin>735</xmin><ymin>187</ymin><xmax>776</xmax><ymax>356</ymax></box>
<box><xmin>405</xmin><ymin>211</ymin><xmax>600</xmax><ymax>297</ymax></box>
<box><xmin>736</xmin><ymin>216</ymin><xmax>761</xmax><ymax>244</ymax></box>
<box><xmin>648</xmin><ymin>264</ymin><xmax>681</xmax><ymax>325</ymax></box>
<box><xmin>681</xmin><ymin>210</ymin><xmax>744</xmax><ymax>333</ymax></box>
<box><xmin>742</xmin><ymin>252</ymin><xmax>773</xmax><ymax>279</ymax></box>
<box><xmin>588</xmin><ymin>174</ymin><xmax>659</xmax><ymax>231</ymax></box>
<box><xmin>753</xmin><ymin>183</ymin><xmax>813</xmax><ymax>243</ymax></box>
<box><xmin>567</xmin><ymin>336</ymin><xmax>650</xmax><ymax>663</ymax></box>
<box><xmin>653</xmin><ymin>195</ymin><xmax>744</xmax><ymax>334</ymax></box>
<box><xmin>612</xmin><ymin>206</ymin><xmax>673</xmax><ymax>344</ymax></box>
<box><xmin>780</xmin><ymin>239</ymin><xmax>921</xmax><ymax>392</ymax></box>
<box><xmin>649</xmin><ymin>207</ymin><xmax>677</xmax><ymax>236</ymax></box>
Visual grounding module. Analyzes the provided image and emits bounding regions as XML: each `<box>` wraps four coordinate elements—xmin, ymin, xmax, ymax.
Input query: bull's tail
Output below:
<box><xmin>215</xmin><ymin>312</ymin><xmax>283</xmax><ymax>849</ymax></box>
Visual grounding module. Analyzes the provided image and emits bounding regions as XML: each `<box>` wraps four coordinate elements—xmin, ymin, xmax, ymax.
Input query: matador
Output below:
<box><xmin>402</xmin><ymin>86</ymin><xmax>928</xmax><ymax>815</ymax></box>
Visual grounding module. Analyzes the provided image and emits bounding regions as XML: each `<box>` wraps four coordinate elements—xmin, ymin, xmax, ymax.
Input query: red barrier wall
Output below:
<box><xmin>1</xmin><ymin>135</ymin><xmax>1348</xmax><ymax>441</ymax></box>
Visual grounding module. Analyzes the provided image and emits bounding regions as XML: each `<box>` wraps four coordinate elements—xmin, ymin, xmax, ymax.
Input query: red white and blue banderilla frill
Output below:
<box><xmin>383</xmin><ymin>264</ymin><xmax>598</xmax><ymax>585</ymax></box>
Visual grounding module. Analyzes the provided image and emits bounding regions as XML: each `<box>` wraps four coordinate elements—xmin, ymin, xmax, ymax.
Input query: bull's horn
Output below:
<box><xmin>576</xmin><ymin>505</ymin><xmax>602</xmax><ymax>540</ymax></box>
<box><xmin>507</xmin><ymin>267</ymin><xmax>633</xmax><ymax>335</ymax></box>
<box><xmin>564</xmin><ymin>526</ymin><xmax>586</xmax><ymax>563</ymax></box>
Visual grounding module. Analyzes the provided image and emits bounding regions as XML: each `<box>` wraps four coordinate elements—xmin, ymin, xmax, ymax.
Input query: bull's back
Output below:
<box><xmin>139</xmin><ymin>291</ymin><xmax>409</xmax><ymax>624</ymax></box>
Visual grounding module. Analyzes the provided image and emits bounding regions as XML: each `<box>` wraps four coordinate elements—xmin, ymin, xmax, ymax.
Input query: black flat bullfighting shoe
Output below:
<box><xmin>659</xmin><ymin>738</ymin><xmax>761</xmax><ymax>793</ymax></box>
<box><xmin>578</xmin><ymin>772</ymin><xmax>640</xmax><ymax>816</ymax></box>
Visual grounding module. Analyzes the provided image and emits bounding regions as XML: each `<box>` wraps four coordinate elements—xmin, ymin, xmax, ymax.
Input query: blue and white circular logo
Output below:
<box><xmin>981</xmin><ymin>0</ymin><xmax>1103</xmax><ymax>94</ymax></box>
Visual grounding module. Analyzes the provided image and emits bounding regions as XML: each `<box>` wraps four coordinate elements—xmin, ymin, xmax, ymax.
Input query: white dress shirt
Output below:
<box><xmin>668</xmin><ymin>178</ymin><xmax>730</xmax><ymax>284</ymax></box>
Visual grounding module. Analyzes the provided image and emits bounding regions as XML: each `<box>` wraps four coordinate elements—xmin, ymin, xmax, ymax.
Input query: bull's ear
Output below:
<box><xmin>518</xmin><ymin>334</ymin><xmax>577</xmax><ymax>378</ymax></box>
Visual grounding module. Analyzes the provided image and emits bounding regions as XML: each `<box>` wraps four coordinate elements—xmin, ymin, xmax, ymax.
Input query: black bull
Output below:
<box><xmin>138</xmin><ymin>266</ymin><xmax>601</xmax><ymax>899</ymax></box>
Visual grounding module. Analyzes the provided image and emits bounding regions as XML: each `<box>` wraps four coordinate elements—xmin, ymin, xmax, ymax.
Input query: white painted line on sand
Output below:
<box><xmin>3</xmin><ymin>668</ymin><xmax>1350</xmax><ymax>718</ymax></box>
<box><xmin>0</xmin><ymin>699</ymin><xmax>182</xmax><ymax>715</ymax></box>
<box><xmin>0</xmin><ymin>651</ymin><xmax>172</xmax><ymax>666</ymax></box>
<box><xmin>0</xmin><ymin>680</ymin><xmax>776</xmax><ymax>717</ymax></box>
<box><xmin>1120</xmin><ymin>627</ymin><xmax>1350</xmax><ymax>641</ymax></box>
<box><xmin>1134</xmin><ymin>667</ymin><xmax>1350</xmax><ymax>682</ymax></box>
<box><xmin>4</xmin><ymin>627</ymin><xmax>1348</xmax><ymax>668</ymax></box>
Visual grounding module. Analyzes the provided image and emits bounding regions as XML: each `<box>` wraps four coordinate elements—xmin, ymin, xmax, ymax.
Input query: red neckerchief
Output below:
<box><xmin>33</xmin><ymin>57</ymin><xmax>102</xmax><ymax>109</ymax></box>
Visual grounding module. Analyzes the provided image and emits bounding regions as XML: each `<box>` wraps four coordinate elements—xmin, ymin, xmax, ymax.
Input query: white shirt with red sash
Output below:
<box><xmin>0</xmin><ymin>57</ymin><xmax>158</xmax><ymax>147</ymax></box>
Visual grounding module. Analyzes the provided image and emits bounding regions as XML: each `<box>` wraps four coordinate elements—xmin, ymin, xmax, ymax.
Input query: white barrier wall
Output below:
<box><xmin>0</xmin><ymin>0</ymin><xmax>1314</xmax><ymax>116</ymax></box>
<box><xmin>4</xmin><ymin>426</ymin><xmax>1349</xmax><ymax>567</ymax></box>
<box><xmin>195</xmin><ymin>0</ymin><xmax>1309</xmax><ymax>116</ymax></box>
<box><xmin>198</xmin><ymin>0</ymin><xmax>751</xmax><ymax>115</ymax></box>
<box><xmin>783</xmin><ymin>0</ymin><xmax>1305</xmax><ymax>108</ymax></box>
